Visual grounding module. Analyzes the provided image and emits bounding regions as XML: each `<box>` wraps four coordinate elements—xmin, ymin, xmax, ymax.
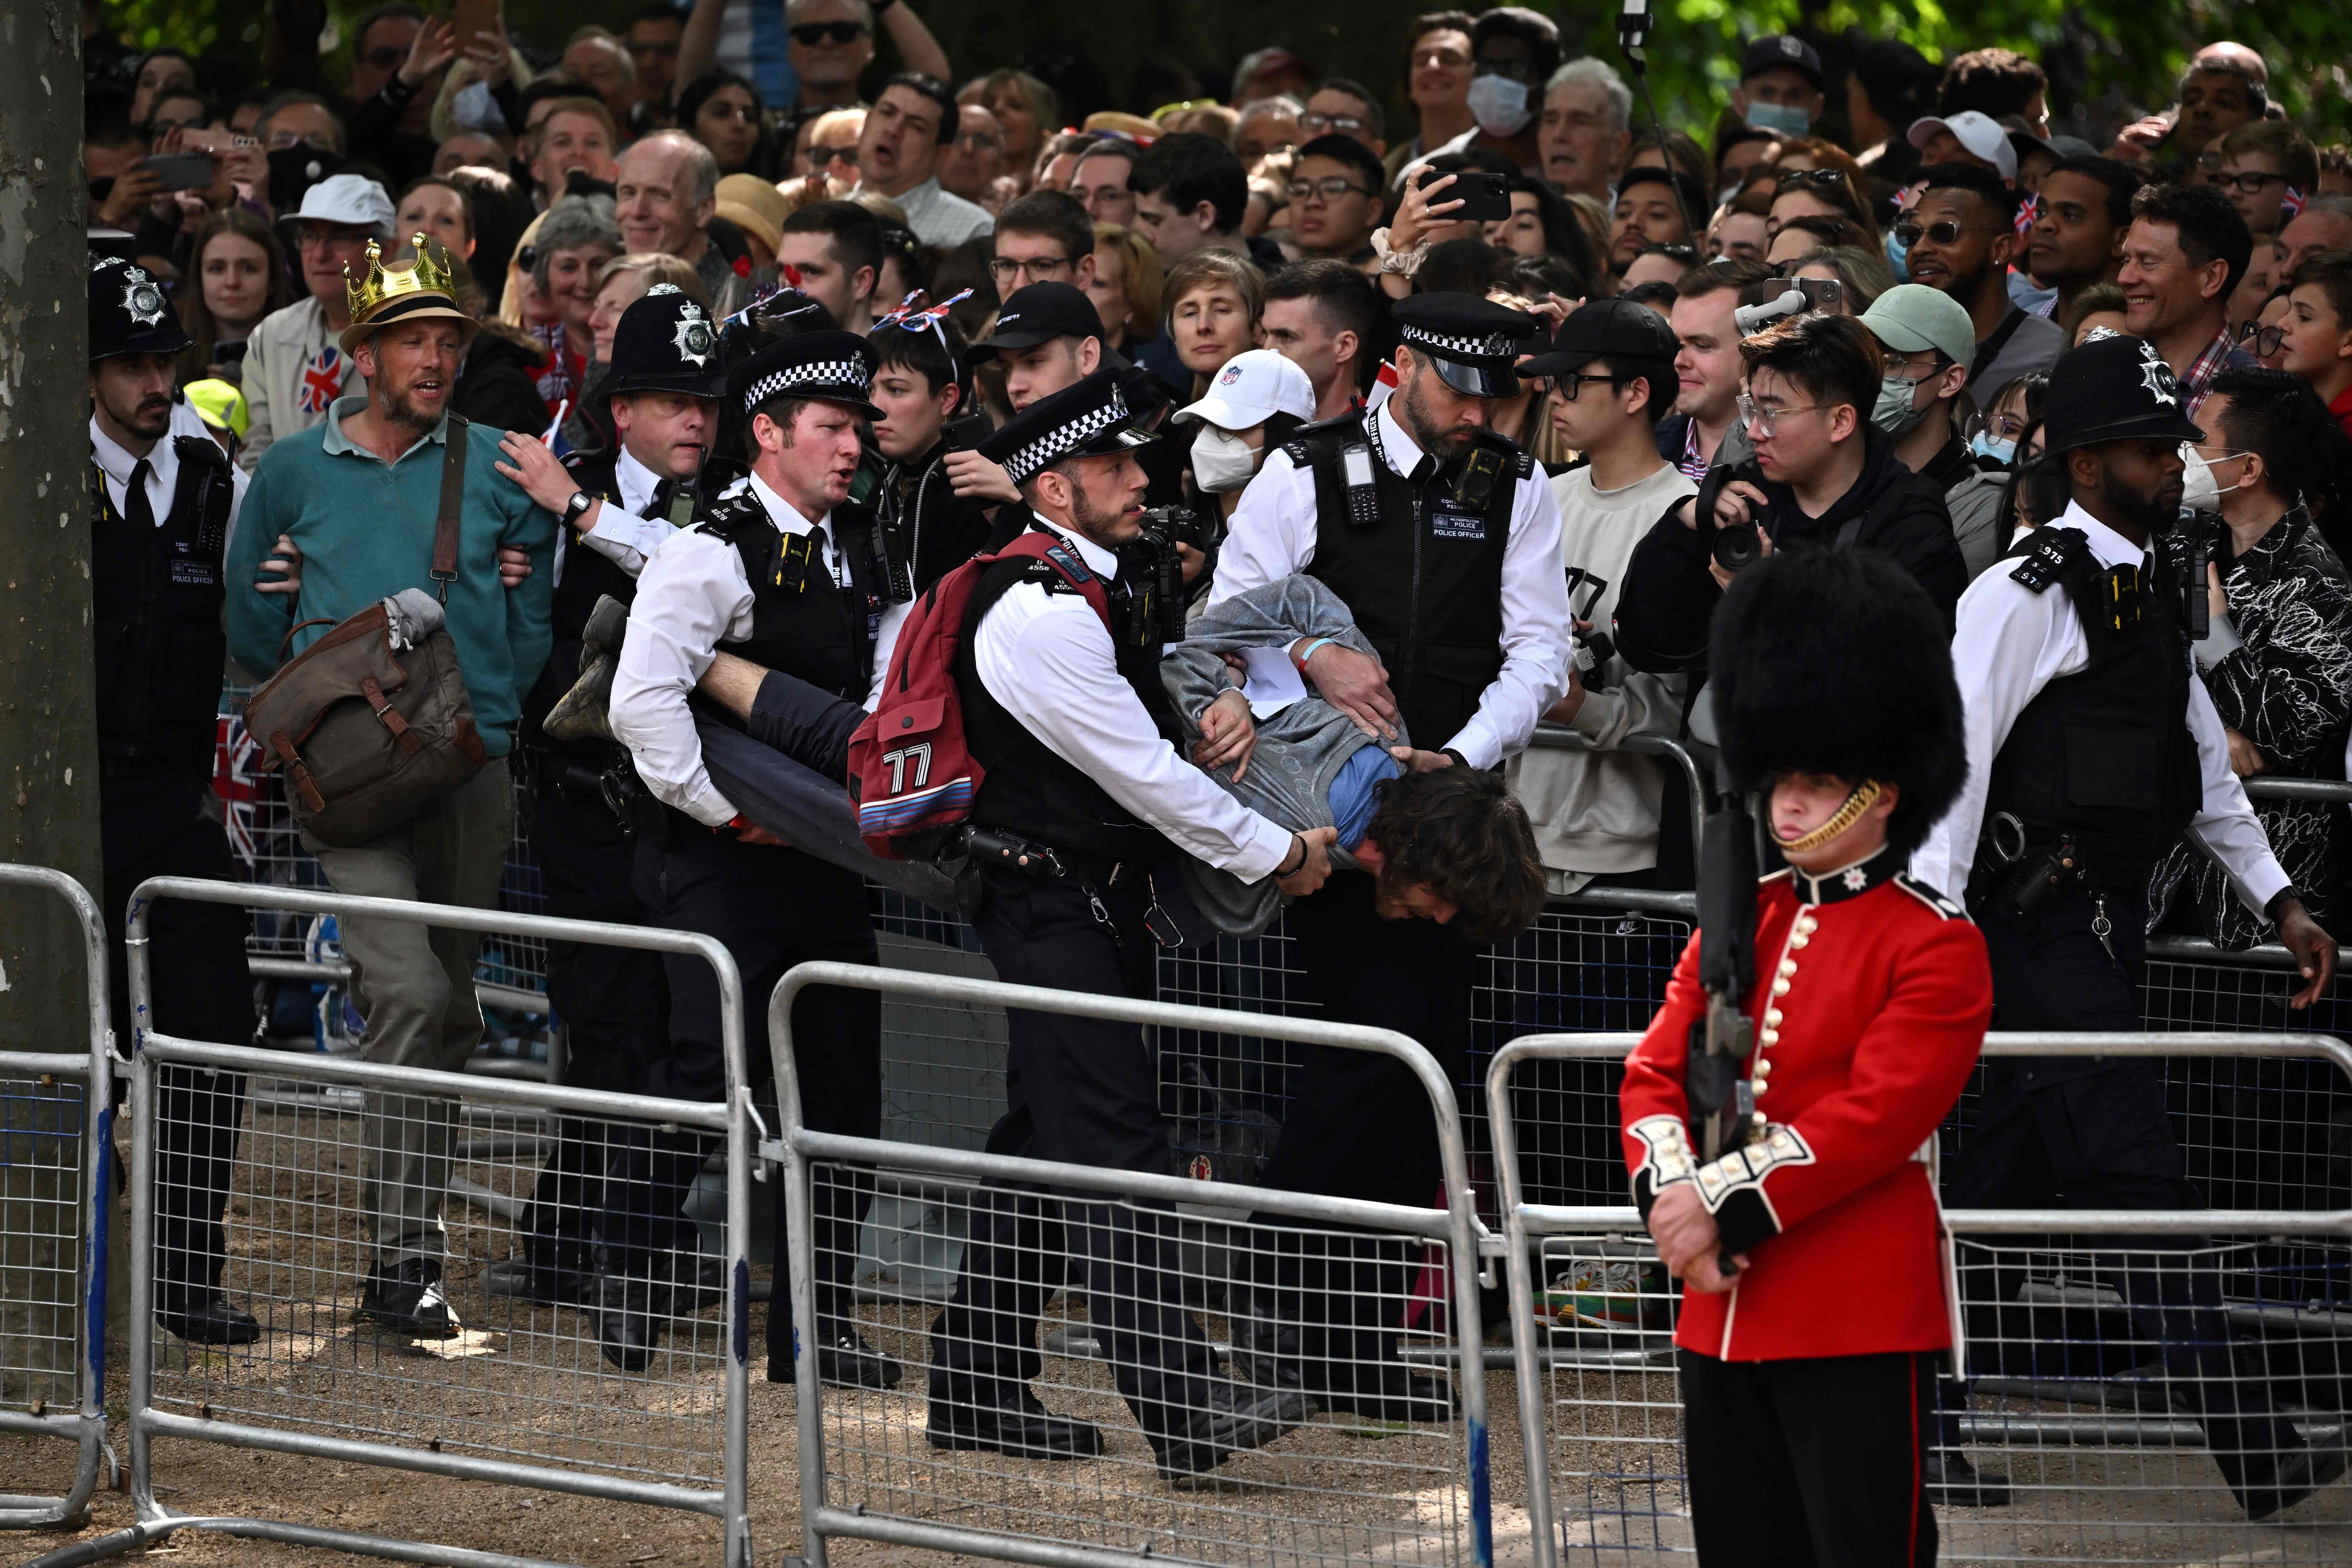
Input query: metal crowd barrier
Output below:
<box><xmin>42</xmin><ymin>877</ymin><xmax>756</xmax><ymax>1568</ymax></box>
<box><xmin>1488</xmin><ymin>1030</ymin><xmax>2352</xmax><ymax>1568</ymax></box>
<box><xmin>0</xmin><ymin>864</ymin><xmax>114</xmax><ymax>1531</ymax></box>
<box><xmin>767</xmin><ymin>960</ymin><xmax>1498</xmax><ymax>1568</ymax></box>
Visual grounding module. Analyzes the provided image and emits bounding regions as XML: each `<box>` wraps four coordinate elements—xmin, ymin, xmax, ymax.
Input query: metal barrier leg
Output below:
<box><xmin>0</xmin><ymin>864</ymin><xmax>114</xmax><ymax>1533</ymax></box>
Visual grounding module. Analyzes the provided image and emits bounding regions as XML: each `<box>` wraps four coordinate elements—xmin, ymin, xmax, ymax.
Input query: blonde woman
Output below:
<box><xmin>1089</xmin><ymin>222</ymin><xmax>1164</xmax><ymax>352</ymax></box>
<box><xmin>1164</xmin><ymin>250</ymin><xmax>1266</xmax><ymax>399</ymax></box>
<box><xmin>960</xmin><ymin>69</ymin><xmax>1058</xmax><ymax>193</ymax></box>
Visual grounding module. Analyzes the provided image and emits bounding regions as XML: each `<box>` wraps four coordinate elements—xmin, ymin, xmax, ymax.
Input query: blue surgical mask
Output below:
<box><xmin>1971</xmin><ymin>432</ymin><xmax>2016</xmax><ymax>465</ymax></box>
<box><xmin>1467</xmin><ymin>73</ymin><xmax>1533</xmax><ymax>138</ymax></box>
<box><xmin>1883</xmin><ymin>223</ymin><xmax>1910</xmax><ymax>283</ymax></box>
<box><xmin>1743</xmin><ymin>100</ymin><xmax>1812</xmax><ymax>138</ymax></box>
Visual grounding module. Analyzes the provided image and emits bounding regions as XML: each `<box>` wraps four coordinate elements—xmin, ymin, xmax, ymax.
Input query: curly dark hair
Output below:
<box><xmin>1362</xmin><ymin>764</ymin><xmax>1547</xmax><ymax>942</ymax></box>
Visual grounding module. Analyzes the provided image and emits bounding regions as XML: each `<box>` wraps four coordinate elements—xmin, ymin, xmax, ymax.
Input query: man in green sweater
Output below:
<box><xmin>224</xmin><ymin>239</ymin><xmax>558</xmax><ymax>1339</ymax></box>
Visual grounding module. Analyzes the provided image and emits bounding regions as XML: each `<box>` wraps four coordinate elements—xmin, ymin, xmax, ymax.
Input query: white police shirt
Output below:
<box><xmin>554</xmin><ymin>444</ymin><xmax>686</xmax><ymax>586</ymax></box>
<box><xmin>973</xmin><ymin>515</ymin><xmax>1294</xmax><ymax>881</ymax></box>
<box><xmin>1212</xmin><ymin>396</ymin><xmax>1574</xmax><ymax>769</ymax></box>
<box><xmin>1911</xmin><ymin>500</ymin><xmax>2288</xmax><ymax>913</ymax></box>
<box><xmin>90</xmin><ymin>401</ymin><xmax>250</xmax><ymax>552</ymax></box>
<box><xmin>610</xmin><ymin>471</ymin><xmax>858</xmax><ymax>827</ymax></box>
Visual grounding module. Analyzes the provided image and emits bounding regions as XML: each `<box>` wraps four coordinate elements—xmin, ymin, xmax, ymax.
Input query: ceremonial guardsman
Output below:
<box><xmin>1620</xmin><ymin>548</ymin><xmax>1986</xmax><ymax>1566</ymax></box>
<box><xmin>1211</xmin><ymin>291</ymin><xmax>1572</xmax><ymax>1420</ymax></box>
<box><xmin>604</xmin><ymin>328</ymin><xmax>894</xmax><ymax>1386</ymax></box>
<box><xmin>924</xmin><ymin>371</ymin><xmax>1334</xmax><ymax>1481</ymax></box>
<box><xmin>1911</xmin><ymin>333</ymin><xmax>2344</xmax><ymax>1518</ymax></box>
<box><xmin>87</xmin><ymin>256</ymin><xmax>262</xmax><ymax>1346</ymax></box>
<box><xmin>480</xmin><ymin>286</ymin><xmax>726</xmax><ymax>1307</ymax></box>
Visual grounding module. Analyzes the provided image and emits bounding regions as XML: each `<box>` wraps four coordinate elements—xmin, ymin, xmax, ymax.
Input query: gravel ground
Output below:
<box><xmin>8</xmin><ymin>1091</ymin><xmax>2350</xmax><ymax>1567</ymax></box>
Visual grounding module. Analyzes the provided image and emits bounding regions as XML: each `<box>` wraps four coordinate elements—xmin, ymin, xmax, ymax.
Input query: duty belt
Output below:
<box><xmin>964</xmin><ymin>825</ymin><xmax>1149</xmax><ymax>890</ymax></box>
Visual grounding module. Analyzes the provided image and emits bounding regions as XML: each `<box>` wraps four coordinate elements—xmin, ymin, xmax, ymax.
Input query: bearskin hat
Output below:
<box><xmin>1709</xmin><ymin>548</ymin><xmax>1966</xmax><ymax>855</ymax></box>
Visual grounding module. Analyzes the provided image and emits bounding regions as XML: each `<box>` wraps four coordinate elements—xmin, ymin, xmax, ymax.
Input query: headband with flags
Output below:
<box><xmin>874</xmin><ymin>288</ymin><xmax>976</xmax><ymax>353</ymax></box>
<box><xmin>2014</xmin><ymin>192</ymin><xmax>2041</xmax><ymax>237</ymax></box>
<box><xmin>2283</xmin><ymin>185</ymin><xmax>2308</xmax><ymax>220</ymax></box>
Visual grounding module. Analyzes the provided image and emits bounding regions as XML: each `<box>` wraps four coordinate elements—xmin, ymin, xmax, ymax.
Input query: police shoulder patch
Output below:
<box><xmin>1894</xmin><ymin>873</ymin><xmax>1968</xmax><ymax>921</ymax></box>
<box><xmin>2008</xmin><ymin>526</ymin><xmax>2090</xmax><ymax>594</ymax></box>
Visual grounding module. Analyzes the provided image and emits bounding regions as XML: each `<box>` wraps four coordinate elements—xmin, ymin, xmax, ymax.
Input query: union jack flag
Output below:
<box><xmin>212</xmin><ymin>714</ymin><xmax>268</xmax><ymax>866</ymax></box>
<box><xmin>2015</xmin><ymin>192</ymin><xmax>2041</xmax><ymax>237</ymax></box>
<box><xmin>297</xmin><ymin>347</ymin><xmax>345</xmax><ymax>415</ymax></box>
<box><xmin>2283</xmin><ymin>185</ymin><xmax>2308</xmax><ymax>220</ymax></box>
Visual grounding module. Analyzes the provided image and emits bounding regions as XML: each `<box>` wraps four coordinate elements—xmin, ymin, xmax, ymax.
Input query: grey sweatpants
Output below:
<box><xmin>306</xmin><ymin>759</ymin><xmax>512</xmax><ymax>1267</ymax></box>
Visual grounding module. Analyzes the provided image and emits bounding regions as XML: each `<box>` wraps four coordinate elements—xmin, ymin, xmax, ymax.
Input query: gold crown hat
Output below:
<box><xmin>337</xmin><ymin>233</ymin><xmax>480</xmax><ymax>355</ymax></box>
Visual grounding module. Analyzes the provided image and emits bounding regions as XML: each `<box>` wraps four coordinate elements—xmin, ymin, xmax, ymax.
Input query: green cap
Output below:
<box><xmin>1860</xmin><ymin>283</ymin><xmax>1976</xmax><ymax>372</ymax></box>
<box><xmin>183</xmin><ymin>378</ymin><xmax>249</xmax><ymax>442</ymax></box>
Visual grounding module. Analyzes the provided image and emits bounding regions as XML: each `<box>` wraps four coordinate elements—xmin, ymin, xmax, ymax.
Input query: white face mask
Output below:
<box><xmin>1467</xmin><ymin>73</ymin><xmax>1532</xmax><ymax>137</ymax></box>
<box><xmin>2180</xmin><ymin>445</ymin><xmax>2220</xmax><ymax>513</ymax></box>
<box><xmin>1191</xmin><ymin>424</ymin><xmax>1261</xmax><ymax>493</ymax></box>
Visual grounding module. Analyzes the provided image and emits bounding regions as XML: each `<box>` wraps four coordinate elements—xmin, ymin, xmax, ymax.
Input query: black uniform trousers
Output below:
<box><xmin>1682</xmin><ymin>1348</ymin><xmax>1938</xmax><ymax>1567</ymax></box>
<box><xmin>1243</xmin><ymin>871</ymin><xmax>1474</xmax><ymax>1385</ymax></box>
<box><xmin>1941</xmin><ymin>881</ymin><xmax>2301</xmax><ymax>1501</ymax></box>
<box><xmin>101</xmin><ymin>769</ymin><xmax>254</xmax><ymax>1312</ymax></box>
<box><xmin>602</xmin><ymin>824</ymin><xmax>880</xmax><ymax>1369</ymax></box>
<box><xmin>516</xmin><ymin>769</ymin><xmax>669</xmax><ymax>1272</ymax></box>
<box><xmin>928</xmin><ymin>874</ymin><xmax>1222</xmax><ymax>1452</ymax></box>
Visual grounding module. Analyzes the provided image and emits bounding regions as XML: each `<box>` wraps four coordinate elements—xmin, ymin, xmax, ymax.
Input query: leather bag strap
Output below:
<box><xmin>431</xmin><ymin>416</ymin><xmax>470</xmax><ymax>603</ymax></box>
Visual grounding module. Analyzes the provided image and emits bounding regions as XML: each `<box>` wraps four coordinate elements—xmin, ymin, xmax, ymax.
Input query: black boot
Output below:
<box><xmin>358</xmin><ymin>1258</ymin><xmax>459</xmax><ymax>1339</ymax></box>
<box><xmin>928</xmin><ymin>1389</ymin><xmax>1105</xmax><ymax>1460</ymax></box>
<box><xmin>595</xmin><ymin>1257</ymin><xmax>672</xmax><ymax>1372</ymax></box>
<box><xmin>772</xmin><ymin>1321</ymin><xmax>902</xmax><ymax>1388</ymax></box>
<box><xmin>158</xmin><ymin>1288</ymin><xmax>262</xmax><ymax>1346</ymax></box>
<box><xmin>1923</xmin><ymin>1449</ymin><xmax>2012</xmax><ymax>1508</ymax></box>
<box><xmin>1154</xmin><ymin>1382</ymin><xmax>1310</xmax><ymax>1482</ymax></box>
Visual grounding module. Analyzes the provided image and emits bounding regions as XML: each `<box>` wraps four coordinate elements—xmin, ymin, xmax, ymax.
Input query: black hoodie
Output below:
<box><xmin>1615</xmin><ymin>423</ymin><xmax>1966</xmax><ymax>675</ymax></box>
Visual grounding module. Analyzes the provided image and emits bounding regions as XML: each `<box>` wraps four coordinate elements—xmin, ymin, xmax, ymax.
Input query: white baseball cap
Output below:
<box><xmin>1906</xmin><ymin>111</ymin><xmax>2019</xmax><ymax>182</ymax></box>
<box><xmin>1174</xmin><ymin>349</ymin><xmax>1318</xmax><ymax>431</ymax></box>
<box><xmin>291</xmin><ymin>172</ymin><xmax>398</xmax><ymax>238</ymax></box>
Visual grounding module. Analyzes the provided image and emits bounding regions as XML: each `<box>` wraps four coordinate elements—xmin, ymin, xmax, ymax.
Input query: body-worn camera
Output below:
<box><xmin>1121</xmin><ymin>520</ymin><xmax>1191</xmax><ymax>647</ymax></box>
<box><xmin>1138</xmin><ymin>504</ymin><xmax>1223</xmax><ymax>554</ymax></box>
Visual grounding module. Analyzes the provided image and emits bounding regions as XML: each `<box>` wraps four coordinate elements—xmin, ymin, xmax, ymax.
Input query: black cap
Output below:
<box><xmin>1712</xmin><ymin>548</ymin><xmax>1965</xmax><ymax>858</ymax></box>
<box><xmin>725</xmin><ymin>328</ymin><xmax>881</xmax><ymax>420</ymax></box>
<box><xmin>976</xmin><ymin>368</ymin><xmax>1160</xmax><ymax>485</ymax></box>
<box><xmin>1741</xmin><ymin>34</ymin><xmax>1824</xmax><ymax>89</ymax></box>
<box><xmin>2041</xmin><ymin>333</ymin><xmax>2207</xmax><ymax>455</ymax></box>
<box><xmin>91</xmin><ymin>256</ymin><xmax>192</xmax><ymax>362</ymax></box>
<box><xmin>1391</xmin><ymin>291</ymin><xmax>1540</xmax><ymax>398</ymax></box>
<box><xmin>603</xmin><ymin>286</ymin><xmax>728</xmax><ymax>400</ymax></box>
<box><xmin>1520</xmin><ymin>297</ymin><xmax>1681</xmax><ymax>381</ymax></box>
<box><xmin>970</xmin><ymin>282</ymin><xmax>1104</xmax><ymax>362</ymax></box>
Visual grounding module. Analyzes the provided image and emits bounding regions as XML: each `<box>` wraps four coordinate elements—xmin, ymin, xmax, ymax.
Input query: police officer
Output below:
<box><xmin>86</xmin><ymin>258</ymin><xmax>260</xmax><ymax>1345</ymax></box>
<box><xmin>1210</xmin><ymin>292</ymin><xmax>1572</xmax><ymax>1419</ymax></box>
<box><xmin>482</xmin><ymin>286</ymin><xmax>725</xmax><ymax>1307</ymax></box>
<box><xmin>925</xmin><ymin>371</ymin><xmax>1335</xmax><ymax>1480</ymax></box>
<box><xmin>604</xmin><ymin>329</ymin><xmax>894</xmax><ymax>1386</ymax></box>
<box><xmin>1911</xmin><ymin>333</ymin><xmax>2345</xmax><ymax>1518</ymax></box>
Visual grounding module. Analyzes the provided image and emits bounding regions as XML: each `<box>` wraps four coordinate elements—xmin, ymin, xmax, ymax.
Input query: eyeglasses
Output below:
<box><xmin>1737</xmin><ymin>392</ymin><xmax>1831</xmax><ymax>436</ymax></box>
<box><xmin>1548</xmin><ymin>371</ymin><xmax>1635</xmax><ymax>401</ymax></box>
<box><xmin>701</xmin><ymin>102</ymin><xmax>760</xmax><ymax>124</ymax></box>
<box><xmin>791</xmin><ymin>21</ymin><xmax>869</xmax><ymax>45</ymax></box>
<box><xmin>1894</xmin><ymin>220</ymin><xmax>2004</xmax><ymax>248</ymax></box>
<box><xmin>1775</xmin><ymin>168</ymin><xmax>1847</xmax><ymax>192</ymax></box>
<box><xmin>2237</xmin><ymin>321</ymin><xmax>2287</xmax><ymax>357</ymax></box>
<box><xmin>359</xmin><ymin>45</ymin><xmax>405</xmax><ymax>70</ymax></box>
<box><xmin>810</xmin><ymin>143</ymin><xmax>860</xmax><ymax>168</ymax></box>
<box><xmin>1286</xmin><ymin>176</ymin><xmax>1373</xmax><ymax>203</ymax></box>
<box><xmin>989</xmin><ymin>254</ymin><xmax>1073</xmax><ymax>281</ymax></box>
<box><xmin>1300</xmin><ymin>111</ymin><xmax>1369</xmax><ymax>136</ymax></box>
<box><xmin>2212</xmin><ymin>169</ymin><xmax>2286</xmax><ymax>194</ymax></box>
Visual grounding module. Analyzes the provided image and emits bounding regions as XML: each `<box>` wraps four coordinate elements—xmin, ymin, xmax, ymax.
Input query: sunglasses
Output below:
<box><xmin>810</xmin><ymin>143</ymin><xmax>860</xmax><ymax>167</ymax></box>
<box><xmin>1547</xmin><ymin>371</ymin><xmax>1636</xmax><ymax>401</ymax></box>
<box><xmin>790</xmin><ymin>21</ymin><xmax>869</xmax><ymax>45</ymax></box>
<box><xmin>1775</xmin><ymin>168</ymin><xmax>1847</xmax><ymax>191</ymax></box>
<box><xmin>1894</xmin><ymin>219</ymin><xmax>2002</xmax><ymax>247</ymax></box>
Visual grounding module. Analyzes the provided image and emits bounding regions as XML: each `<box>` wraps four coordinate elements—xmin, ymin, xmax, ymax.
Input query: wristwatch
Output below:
<box><xmin>561</xmin><ymin>490</ymin><xmax>595</xmax><ymax>529</ymax></box>
<box><xmin>2265</xmin><ymin>884</ymin><xmax>2304</xmax><ymax>921</ymax></box>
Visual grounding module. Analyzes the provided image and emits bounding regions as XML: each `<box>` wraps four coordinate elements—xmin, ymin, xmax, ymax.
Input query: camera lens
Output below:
<box><xmin>1711</xmin><ymin>522</ymin><xmax>1762</xmax><ymax>575</ymax></box>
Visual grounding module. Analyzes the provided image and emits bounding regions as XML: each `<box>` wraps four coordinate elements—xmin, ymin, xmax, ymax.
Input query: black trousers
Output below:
<box><xmin>1681</xmin><ymin>1348</ymin><xmax>1937</xmax><ymax>1567</ymax></box>
<box><xmin>102</xmin><ymin>771</ymin><xmax>254</xmax><ymax>1309</ymax></box>
<box><xmin>1244</xmin><ymin>871</ymin><xmax>1474</xmax><ymax>1373</ymax></box>
<box><xmin>1941</xmin><ymin>883</ymin><xmax>2300</xmax><ymax>1500</ymax></box>
<box><xmin>516</xmin><ymin>773</ymin><xmax>668</xmax><ymax>1266</ymax></box>
<box><xmin>602</xmin><ymin>827</ymin><xmax>879</xmax><ymax>1365</ymax></box>
<box><xmin>928</xmin><ymin>875</ymin><xmax>1220</xmax><ymax>1449</ymax></box>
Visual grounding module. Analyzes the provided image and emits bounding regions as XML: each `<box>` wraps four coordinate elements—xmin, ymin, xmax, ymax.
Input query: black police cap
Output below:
<box><xmin>2041</xmin><ymin>333</ymin><xmax>2208</xmax><ymax>455</ymax></box>
<box><xmin>91</xmin><ymin>256</ymin><xmax>192</xmax><ymax>362</ymax></box>
<box><xmin>725</xmin><ymin>328</ymin><xmax>881</xmax><ymax>421</ymax></box>
<box><xmin>604</xmin><ymin>285</ymin><xmax>728</xmax><ymax>400</ymax></box>
<box><xmin>976</xmin><ymin>368</ymin><xmax>1159</xmax><ymax>486</ymax></box>
<box><xmin>1391</xmin><ymin>291</ymin><xmax>1540</xmax><ymax>399</ymax></box>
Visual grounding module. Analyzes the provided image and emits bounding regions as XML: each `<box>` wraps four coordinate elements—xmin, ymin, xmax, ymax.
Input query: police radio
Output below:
<box><xmin>1338</xmin><ymin>441</ymin><xmax>1381</xmax><ymax>529</ymax></box>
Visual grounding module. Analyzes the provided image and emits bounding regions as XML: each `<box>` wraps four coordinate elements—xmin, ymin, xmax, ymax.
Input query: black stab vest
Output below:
<box><xmin>954</xmin><ymin>547</ymin><xmax>1173</xmax><ymax>866</ymax></box>
<box><xmin>1286</xmin><ymin>410</ymin><xmax>1522</xmax><ymax>749</ymax></box>
<box><xmin>1984</xmin><ymin>527</ymin><xmax>2203</xmax><ymax>881</ymax></box>
<box><xmin>91</xmin><ymin>437</ymin><xmax>233</xmax><ymax>779</ymax></box>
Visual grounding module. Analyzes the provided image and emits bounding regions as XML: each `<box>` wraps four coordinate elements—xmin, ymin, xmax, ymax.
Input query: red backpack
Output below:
<box><xmin>847</xmin><ymin>530</ymin><xmax>1112</xmax><ymax>860</ymax></box>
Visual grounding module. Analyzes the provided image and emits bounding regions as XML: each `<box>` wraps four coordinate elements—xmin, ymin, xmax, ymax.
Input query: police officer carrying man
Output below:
<box><xmin>86</xmin><ymin>257</ymin><xmax>264</xmax><ymax>1344</ymax></box>
<box><xmin>925</xmin><ymin>370</ymin><xmax>1338</xmax><ymax>1480</ymax></box>
<box><xmin>604</xmin><ymin>329</ymin><xmax>895</xmax><ymax>1385</ymax></box>
<box><xmin>481</xmin><ymin>286</ymin><xmax>727</xmax><ymax>1307</ymax></box>
<box><xmin>1209</xmin><ymin>293</ymin><xmax>1572</xmax><ymax>1419</ymax></box>
<box><xmin>1911</xmin><ymin>332</ymin><xmax>2346</xmax><ymax>1518</ymax></box>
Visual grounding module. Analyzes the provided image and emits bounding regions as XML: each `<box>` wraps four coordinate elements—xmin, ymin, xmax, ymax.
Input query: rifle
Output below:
<box><xmin>1685</xmin><ymin>759</ymin><xmax>1759</xmax><ymax>1274</ymax></box>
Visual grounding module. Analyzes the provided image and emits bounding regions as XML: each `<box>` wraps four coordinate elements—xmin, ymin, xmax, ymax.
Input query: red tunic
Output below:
<box><xmin>1618</xmin><ymin>851</ymin><xmax>1993</xmax><ymax>1362</ymax></box>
